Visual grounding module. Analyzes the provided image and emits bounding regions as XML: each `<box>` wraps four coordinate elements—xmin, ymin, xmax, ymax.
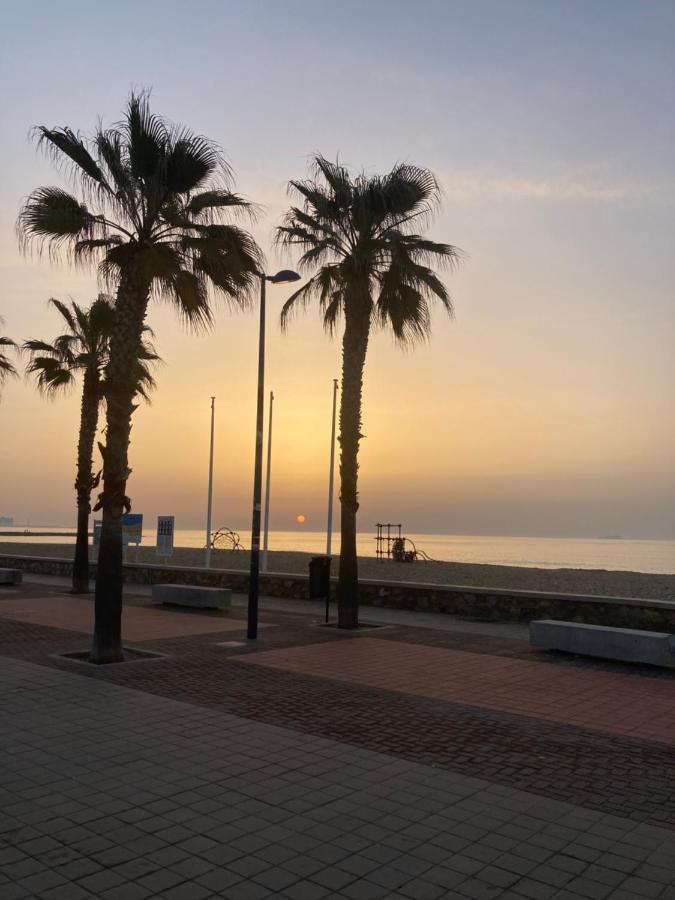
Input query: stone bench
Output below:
<box><xmin>0</xmin><ymin>568</ymin><xmax>22</xmax><ymax>585</ymax></box>
<box><xmin>530</xmin><ymin>619</ymin><xmax>675</xmax><ymax>668</ymax></box>
<box><xmin>152</xmin><ymin>584</ymin><xmax>231</xmax><ymax>611</ymax></box>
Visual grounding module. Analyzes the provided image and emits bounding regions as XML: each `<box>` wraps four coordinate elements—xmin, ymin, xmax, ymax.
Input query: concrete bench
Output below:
<box><xmin>530</xmin><ymin>619</ymin><xmax>675</xmax><ymax>668</ymax></box>
<box><xmin>152</xmin><ymin>584</ymin><xmax>231</xmax><ymax>611</ymax></box>
<box><xmin>0</xmin><ymin>568</ymin><xmax>22</xmax><ymax>585</ymax></box>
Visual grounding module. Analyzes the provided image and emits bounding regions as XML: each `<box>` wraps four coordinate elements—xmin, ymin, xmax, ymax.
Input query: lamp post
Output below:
<box><xmin>247</xmin><ymin>270</ymin><xmax>300</xmax><ymax>640</ymax></box>
<box><xmin>204</xmin><ymin>396</ymin><xmax>215</xmax><ymax>568</ymax></box>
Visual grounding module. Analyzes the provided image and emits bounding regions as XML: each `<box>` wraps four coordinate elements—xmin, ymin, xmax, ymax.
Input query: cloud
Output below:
<box><xmin>441</xmin><ymin>170</ymin><xmax>674</xmax><ymax>204</ymax></box>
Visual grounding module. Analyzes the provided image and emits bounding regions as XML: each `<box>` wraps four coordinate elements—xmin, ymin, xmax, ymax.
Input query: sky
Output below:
<box><xmin>1</xmin><ymin>0</ymin><xmax>674</xmax><ymax>540</ymax></box>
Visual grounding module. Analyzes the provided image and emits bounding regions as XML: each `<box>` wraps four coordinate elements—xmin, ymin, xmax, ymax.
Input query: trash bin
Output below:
<box><xmin>308</xmin><ymin>555</ymin><xmax>332</xmax><ymax>599</ymax></box>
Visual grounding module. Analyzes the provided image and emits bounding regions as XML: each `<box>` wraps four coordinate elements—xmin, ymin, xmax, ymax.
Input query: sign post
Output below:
<box><xmin>92</xmin><ymin>519</ymin><xmax>103</xmax><ymax>560</ymax></box>
<box><xmin>156</xmin><ymin>516</ymin><xmax>175</xmax><ymax>558</ymax></box>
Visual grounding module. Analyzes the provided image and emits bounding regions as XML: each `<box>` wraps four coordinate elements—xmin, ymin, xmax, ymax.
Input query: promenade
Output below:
<box><xmin>1</xmin><ymin>577</ymin><xmax>674</xmax><ymax>900</ymax></box>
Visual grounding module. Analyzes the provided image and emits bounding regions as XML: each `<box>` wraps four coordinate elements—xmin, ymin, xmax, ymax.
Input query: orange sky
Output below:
<box><xmin>1</xmin><ymin>1</ymin><xmax>674</xmax><ymax>539</ymax></box>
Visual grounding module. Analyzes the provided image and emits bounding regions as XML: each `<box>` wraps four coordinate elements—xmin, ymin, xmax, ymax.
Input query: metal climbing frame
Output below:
<box><xmin>375</xmin><ymin>523</ymin><xmax>402</xmax><ymax>560</ymax></box>
<box><xmin>375</xmin><ymin>523</ymin><xmax>433</xmax><ymax>562</ymax></box>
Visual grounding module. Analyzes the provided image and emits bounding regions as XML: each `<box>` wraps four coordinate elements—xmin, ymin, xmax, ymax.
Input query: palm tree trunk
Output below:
<box><xmin>91</xmin><ymin>263</ymin><xmax>150</xmax><ymax>664</ymax></box>
<box><xmin>72</xmin><ymin>370</ymin><xmax>99</xmax><ymax>593</ymax></box>
<box><xmin>337</xmin><ymin>302</ymin><xmax>371</xmax><ymax>629</ymax></box>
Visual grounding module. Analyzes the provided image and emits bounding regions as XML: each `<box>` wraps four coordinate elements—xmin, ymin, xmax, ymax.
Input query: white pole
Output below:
<box><xmin>204</xmin><ymin>396</ymin><xmax>215</xmax><ymax>568</ymax></box>
<box><xmin>326</xmin><ymin>378</ymin><xmax>339</xmax><ymax>556</ymax></box>
<box><xmin>261</xmin><ymin>390</ymin><xmax>274</xmax><ymax>573</ymax></box>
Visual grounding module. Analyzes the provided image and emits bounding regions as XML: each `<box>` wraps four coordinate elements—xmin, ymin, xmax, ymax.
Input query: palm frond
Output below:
<box><xmin>48</xmin><ymin>297</ymin><xmax>78</xmax><ymax>333</ymax></box>
<box><xmin>124</xmin><ymin>92</ymin><xmax>167</xmax><ymax>180</ymax></box>
<box><xmin>280</xmin><ymin>266</ymin><xmax>343</xmax><ymax>331</ymax></box>
<box><xmin>23</xmin><ymin>338</ymin><xmax>56</xmax><ymax>355</ymax></box>
<box><xmin>133</xmin><ymin>355</ymin><xmax>159</xmax><ymax>403</ymax></box>
<box><xmin>165</xmin><ymin>132</ymin><xmax>223</xmax><ymax>194</ymax></box>
<box><xmin>0</xmin><ymin>356</ymin><xmax>18</xmax><ymax>384</ymax></box>
<box><xmin>0</xmin><ymin>326</ymin><xmax>19</xmax><ymax>387</ymax></box>
<box><xmin>375</xmin><ymin>281</ymin><xmax>431</xmax><ymax>344</ymax></box>
<box><xmin>161</xmin><ymin>269</ymin><xmax>213</xmax><ymax>331</ymax></box>
<box><xmin>17</xmin><ymin>187</ymin><xmax>96</xmax><ymax>255</ymax></box>
<box><xmin>186</xmin><ymin>190</ymin><xmax>251</xmax><ymax>217</ymax></box>
<box><xmin>25</xmin><ymin>355</ymin><xmax>75</xmax><ymax>394</ymax></box>
<box><xmin>34</xmin><ymin>126</ymin><xmax>108</xmax><ymax>190</ymax></box>
<box><xmin>74</xmin><ymin>237</ymin><xmax>123</xmax><ymax>263</ymax></box>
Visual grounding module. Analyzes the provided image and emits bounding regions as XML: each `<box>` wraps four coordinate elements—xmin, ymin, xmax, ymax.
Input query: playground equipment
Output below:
<box><xmin>375</xmin><ymin>523</ymin><xmax>433</xmax><ymax>562</ymax></box>
<box><xmin>210</xmin><ymin>527</ymin><xmax>245</xmax><ymax>551</ymax></box>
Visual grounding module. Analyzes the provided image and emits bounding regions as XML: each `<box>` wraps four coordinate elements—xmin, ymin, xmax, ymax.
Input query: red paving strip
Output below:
<box><xmin>237</xmin><ymin>636</ymin><xmax>675</xmax><ymax>746</ymax></box>
<box><xmin>0</xmin><ymin>594</ymin><xmax>263</xmax><ymax>641</ymax></box>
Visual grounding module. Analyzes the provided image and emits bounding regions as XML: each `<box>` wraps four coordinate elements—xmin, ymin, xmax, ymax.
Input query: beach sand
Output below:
<box><xmin>1</xmin><ymin>541</ymin><xmax>673</xmax><ymax>602</ymax></box>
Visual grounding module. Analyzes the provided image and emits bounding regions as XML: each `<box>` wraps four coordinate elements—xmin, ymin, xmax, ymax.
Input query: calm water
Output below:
<box><xmin>2</xmin><ymin>527</ymin><xmax>673</xmax><ymax>574</ymax></box>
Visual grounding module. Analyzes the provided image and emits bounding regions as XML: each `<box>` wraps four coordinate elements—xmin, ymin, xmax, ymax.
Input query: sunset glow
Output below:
<box><xmin>0</xmin><ymin>1</ymin><xmax>673</xmax><ymax>541</ymax></box>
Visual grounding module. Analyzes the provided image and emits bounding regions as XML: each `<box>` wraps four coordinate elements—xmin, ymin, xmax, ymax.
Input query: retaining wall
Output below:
<box><xmin>3</xmin><ymin>552</ymin><xmax>675</xmax><ymax>632</ymax></box>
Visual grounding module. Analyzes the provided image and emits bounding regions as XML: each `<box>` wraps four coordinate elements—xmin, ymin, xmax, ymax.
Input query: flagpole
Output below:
<box><xmin>326</xmin><ymin>379</ymin><xmax>338</xmax><ymax>556</ymax></box>
<box><xmin>262</xmin><ymin>390</ymin><xmax>274</xmax><ymax>573</ymax></box>
<box><xmin>204</xmin><ymin>396</ymin><xmax>215</xmax><ymax>568</ymax></box>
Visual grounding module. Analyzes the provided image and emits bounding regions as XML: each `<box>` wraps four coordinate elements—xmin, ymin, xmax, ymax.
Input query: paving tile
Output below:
<box><xmin>276</xmin><ymin>880</ymin><xmax>331</xmax><ymax>900</ymax></box>
<box><xmin>1</xmin><ymin>634</ymin><xmax>675</xmax><ymax>900</ymax></box>
<box><xmin>154</xmin><ymin>884</ymin><xmax>212</xmax><ymax>900</ymax></box>
<box><xmin>99</xmin><ymin>885</ymin><xmax>153</xmax><ymax>900</ymax></box>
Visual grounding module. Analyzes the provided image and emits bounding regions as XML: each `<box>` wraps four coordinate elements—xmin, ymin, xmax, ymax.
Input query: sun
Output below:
<box><xmin>296</xmin><ymin>514</ymin><xmax>306</xmax><ymax>524</ymax></box>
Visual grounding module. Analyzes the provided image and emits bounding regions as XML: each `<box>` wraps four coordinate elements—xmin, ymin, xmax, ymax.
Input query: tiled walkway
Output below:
<box><xmin>2</xmin><ymin>656</ymin><xmax>675</xmax><ymax>900</ymax></box>
<box><xmin>2</xmin><ymin>581</ymin><xmax>675</xmax><ymax>898</ymax></box>
<box><xmin>237</xmin><ymin>637</ymin><xmax>675</xmax><ymax>745</ymax></box>
<box><xmin>0</xmin><ymin>594</ymin><xmax>266</xmax><ymax>641</ymax></box>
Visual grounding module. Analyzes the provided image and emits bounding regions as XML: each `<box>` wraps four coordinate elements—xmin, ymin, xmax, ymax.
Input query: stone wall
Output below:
<box><xmin>3</xmin><ymin>552</ymin><xmax>675</xmax><ymax>632</ymax></box>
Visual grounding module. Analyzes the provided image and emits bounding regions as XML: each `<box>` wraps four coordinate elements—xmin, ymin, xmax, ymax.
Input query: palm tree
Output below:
<box><xmin>18</xmin><ymin>93</ymin><xmax>262</xmax><ymax>662</ymax></box>
<box><xmin>0</xmin><ymin>317</ymin><xmax>18</xmax><ymax>395</ymax></box>
<box><xmin>278</xmin><ymin>157</ymin><xmax>461</xmax><ymax>629</ymax></box>
<box><xmin>24</xmin><ymin>296</ymin><xmax>158</xmax><ymax>595</ymax></box>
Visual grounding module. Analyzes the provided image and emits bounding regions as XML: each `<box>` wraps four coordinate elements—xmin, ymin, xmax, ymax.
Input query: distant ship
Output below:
<box><xmin>0</xmin><ymin>516</ymin><xmax>14</xmax><ymax>526</ymax></box>
<box><xmin>597</xmin><ymin>534</ymin><xmax>623</xmax><ymax>540</ymax></box>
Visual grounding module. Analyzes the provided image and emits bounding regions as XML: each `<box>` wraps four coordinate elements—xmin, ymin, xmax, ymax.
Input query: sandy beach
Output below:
<box><xmin>1</xmin><ymin>541</ymin><xmax>673</xmax><ymax>602</ymax></box>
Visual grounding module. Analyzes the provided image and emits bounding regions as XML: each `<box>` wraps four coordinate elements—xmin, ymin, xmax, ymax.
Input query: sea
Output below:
<box><xmin>1</xmin><ymin>527</ymin><xmax>673</xmax><ymax>575</ymax></box>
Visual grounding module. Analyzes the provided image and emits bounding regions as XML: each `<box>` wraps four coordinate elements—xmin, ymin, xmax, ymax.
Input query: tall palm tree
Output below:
<box><xmin>24</xmin><ymin>296</ymin><xmax>158</xmax><ymax>595</ymax></box>
<box><xmin>18</xmin><ymin>93</ymin><xmax>262</xmax><ymax>662</ymax></box>
<box><xmin>0</xmin><ymin>317</ymin><xmax>18</xmax><ymax>395</ymax></box>
<box><xmin>278</xmin><ymin>157</ymin><xmax>461</xmax><ymax>629</ymax></box>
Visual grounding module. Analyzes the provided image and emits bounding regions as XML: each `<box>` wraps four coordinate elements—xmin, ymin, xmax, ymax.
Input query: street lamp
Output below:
<box><xmin>247</xmin><ymin>269</ymin><xmax>301</xmax><ymax>640</ymax></box>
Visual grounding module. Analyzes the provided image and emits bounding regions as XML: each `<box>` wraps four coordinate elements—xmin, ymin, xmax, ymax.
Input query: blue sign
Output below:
<box><xmin>122</xmin><ymin>513</ymin><xmax>143</xmax><ymax>546</ymax></box>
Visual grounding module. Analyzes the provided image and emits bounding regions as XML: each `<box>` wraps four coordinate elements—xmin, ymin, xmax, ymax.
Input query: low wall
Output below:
<box><xmin>3</xmin><ymin>552</ymin><xmax>675</xmax><ymax>632</ymax></box>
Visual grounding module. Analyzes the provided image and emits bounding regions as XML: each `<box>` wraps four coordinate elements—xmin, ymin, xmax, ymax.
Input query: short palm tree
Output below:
<box><xmin>0</xmin><ymin>317</ymin><xmax>18</xmax><ymax>395</ymax></box>
<box><xmin>278</xmin><ymin>157</ymin><xmax>461</xmax><ymax>628</ymax></box>
<box><xmin>18</xmin><ymin>93</ymin><xmax>262</xmax><ymax>662</ymax></box>
<box><xmin>24</xmin><ymin>296</ymin><xmax>158</xmax><ymax>595</ymax></box>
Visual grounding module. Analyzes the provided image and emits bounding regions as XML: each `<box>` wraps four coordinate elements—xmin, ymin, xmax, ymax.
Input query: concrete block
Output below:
<box><xmin>152</xmin><ymin>583</ymin><xmax>231</xmax><ymax>610</ymax></box>
<box><xmin>530</xmin><ymin>620</ymin><xmax>675</xmax><ymax>668</ymax></box>
<box><xmin>0</xmin><ymin>568</ymin><xmax>22</xmax><ymax>585</ymax></box>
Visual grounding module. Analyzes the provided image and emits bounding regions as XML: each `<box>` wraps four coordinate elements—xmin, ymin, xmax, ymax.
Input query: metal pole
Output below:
<box><xmin>261</xmin><ymin>390</ymin><xmax>274</xmax><ymax>573</ymax></box>
<box><xmin>326</xmin><ymin>378</ymin><xmax>338</xmax><ymax>556</ymax></box>
<box><xmin>204</xmin><ymin>396</ymin><xmax>215</xmax><ymax>568</ymax></box>
<box><xmin>247</xmin><ymin>275</ymin><xmax>266</xmax><ymax>640</ymax></box>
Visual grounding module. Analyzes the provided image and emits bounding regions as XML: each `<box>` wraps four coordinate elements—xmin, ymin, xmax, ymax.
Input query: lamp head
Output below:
<box><xmin>267</xmin><ymin>269</ymin><xmax>301</xmax><ymax>284</ymax></box>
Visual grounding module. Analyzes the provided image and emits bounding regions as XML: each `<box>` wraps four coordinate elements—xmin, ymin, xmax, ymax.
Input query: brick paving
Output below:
<box><xmin>0</xmin><ymin>589</ymin><xmax>674</xmax><ymax>829</ymax></box>
<box><xmin>236</xmin><ymin>637</ymin><xmax>675</xmax><ymax>745</ymax></box>
<box><xmin>2</xmin><ymin>655</ymin><xmax>675</xmax><ymax>900</ymax></box>
<box><xmin>1</xmin><ymin>582</ymin><xmax>675</xmax><ymax>898</ymax></box>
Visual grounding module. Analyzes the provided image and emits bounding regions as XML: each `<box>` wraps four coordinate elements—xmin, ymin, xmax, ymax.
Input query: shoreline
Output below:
<box><xmin>1</xmin><ymin>541</ymin><xmax>673</xmax><ymax>602</ymax></box>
